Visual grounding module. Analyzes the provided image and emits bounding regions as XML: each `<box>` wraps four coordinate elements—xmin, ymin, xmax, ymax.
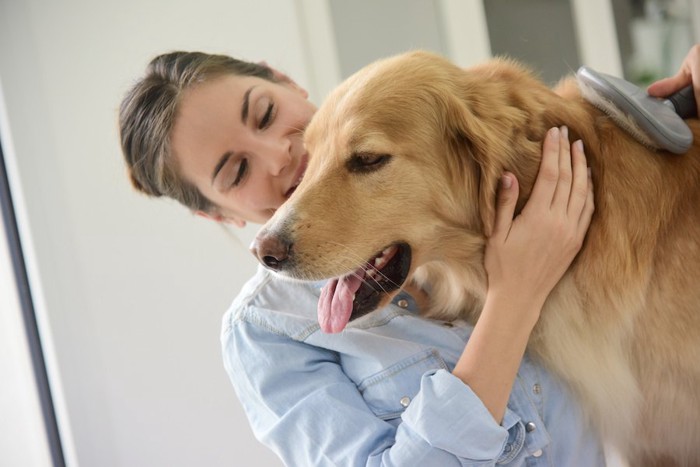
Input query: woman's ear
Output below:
<box><xmin>226</xmin><ymin>217</ymin><xmax>247</xmax><ymax>228</ymax></box>
<box><xmin>194</xmin><ymin>210</ymin><xmax>247</xmax><ymax>228</ymax></box>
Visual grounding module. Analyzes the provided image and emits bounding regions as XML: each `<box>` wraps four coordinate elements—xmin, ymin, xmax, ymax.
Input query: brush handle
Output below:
<box><xmin>667</xmin><ymin>85</ymin><xmax>697</xmax><ymax>119</ymax></box>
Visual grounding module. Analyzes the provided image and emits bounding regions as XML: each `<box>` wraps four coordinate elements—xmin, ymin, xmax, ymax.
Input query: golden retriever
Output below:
<box><xmin>251</xmin><ymin>50</ymin><xmax>700</xmax><ymax>466</ymax></box>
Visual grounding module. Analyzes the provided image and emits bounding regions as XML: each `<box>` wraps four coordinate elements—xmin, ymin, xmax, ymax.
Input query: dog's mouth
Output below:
<box><xmin>317</xmin><ymin>242</ymin><xmax>411</xmax><ymax>333</ymax></box>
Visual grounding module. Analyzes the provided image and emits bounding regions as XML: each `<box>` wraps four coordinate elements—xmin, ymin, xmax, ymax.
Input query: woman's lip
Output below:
<box><xmin>296</xmin><ymin>153</ymin><xmax>309</xmax><ymax>183</ymax></box>
<box><xmin>286</xmin><ymin>153</ymin><xmax>308</xmax><ymax>198</ymax></box>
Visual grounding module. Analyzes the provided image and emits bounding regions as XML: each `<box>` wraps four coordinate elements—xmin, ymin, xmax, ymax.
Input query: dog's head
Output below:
<box><xmin>251</xmin><ymin>50</ymin><xmax>593</xmax><ymax>332</ymax></box>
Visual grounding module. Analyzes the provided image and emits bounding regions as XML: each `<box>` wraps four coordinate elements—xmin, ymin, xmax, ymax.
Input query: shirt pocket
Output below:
<box><xmin>357</xmin><ymin>348</ymin><xmax>448</xmax><ymax>421</ymax></box>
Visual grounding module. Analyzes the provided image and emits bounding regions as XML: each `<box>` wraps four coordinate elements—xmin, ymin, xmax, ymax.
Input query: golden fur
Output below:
<box><xmin>259</xmin><ymin>51</ymin><xmax>700</xmax><ymax>466</ymax></box>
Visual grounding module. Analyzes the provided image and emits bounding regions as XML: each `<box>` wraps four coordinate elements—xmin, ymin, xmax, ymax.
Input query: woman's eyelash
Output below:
<box><xmin>258</xmin><ymin>102</ymin><xmax>274</xmax><ymax>129</ymax></box>
<box><xmin>232</xmin><ymin>159</ymin><xmax>248</xmax><ymax>187</ymax></box>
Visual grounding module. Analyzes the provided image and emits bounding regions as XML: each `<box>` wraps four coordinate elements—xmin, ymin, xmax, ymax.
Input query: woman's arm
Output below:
<box><xmin>224</xmin><ymin>315</ymin><xmax>518</xmax><ymax>466</ymax></box>
<box><xmin>452</xmin><ymin>126</ymin><xmax>594</xmax><ymax>422</ymax></box>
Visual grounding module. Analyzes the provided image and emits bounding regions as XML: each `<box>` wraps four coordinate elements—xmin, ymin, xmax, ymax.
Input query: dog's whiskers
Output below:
<box><xmin>323</xmin><ymin>241</ymin><xmax>402</xmax><ymax>293</ymax></box>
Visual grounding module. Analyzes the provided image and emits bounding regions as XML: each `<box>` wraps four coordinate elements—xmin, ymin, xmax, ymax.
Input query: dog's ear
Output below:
<box><xmin>439</xmin><ymin>60</ymin><xmax>570</xmax><ymax>237</ymax></box>
<box><xmin>442</xmin><ymin>92</ymin><xmax>513</xmax><ymax>237</ymax></box>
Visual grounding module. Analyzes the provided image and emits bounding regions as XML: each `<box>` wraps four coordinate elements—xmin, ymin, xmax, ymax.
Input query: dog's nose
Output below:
<box><xmin>250</xmin><ymin>231</ymin><xmax>293</xmax><ymax>271</ymax></box>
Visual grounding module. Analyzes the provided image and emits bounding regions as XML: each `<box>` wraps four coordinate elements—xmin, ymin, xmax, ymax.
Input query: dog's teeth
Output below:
<box><xmin>369</xmin><ymin>245</ymin><xmax>396</xmax><ymax>272</ymax></box>
<box><xmin>366</xmin><ymin>269</ymin><xmax>377</xmax><ymax>278</ymax></box>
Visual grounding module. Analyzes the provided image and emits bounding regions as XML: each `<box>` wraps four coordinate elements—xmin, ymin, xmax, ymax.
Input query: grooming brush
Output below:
<box><xmin>576</xmin><ymin>66</ymin><xmax>697</xmax><ymax>154</ymax></box>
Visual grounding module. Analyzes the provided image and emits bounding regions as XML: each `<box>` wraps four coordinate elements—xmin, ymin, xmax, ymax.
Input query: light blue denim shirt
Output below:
<box><xmin>221</xmin><ymin>266</ymin><xmax>605</xmax><ymax>466</ymax></box>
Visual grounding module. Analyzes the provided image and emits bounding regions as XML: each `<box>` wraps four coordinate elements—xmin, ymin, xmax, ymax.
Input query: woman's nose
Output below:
<box><xmin>266</xmin><ymin>138</ymin><xmax>292</xmax><ymax>176</ymax></box>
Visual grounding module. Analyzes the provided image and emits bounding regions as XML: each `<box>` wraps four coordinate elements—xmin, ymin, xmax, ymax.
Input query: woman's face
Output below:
<box><xmin>171</xmin><ymin>73</ymin><xmax>317</xmax><ymax>226</ymax></box>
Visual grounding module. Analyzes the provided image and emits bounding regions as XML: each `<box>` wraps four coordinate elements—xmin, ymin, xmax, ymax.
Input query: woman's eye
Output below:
<box><xmin>232</xmin><ymin>159</ymin><xmax>248</xmax><ymax>187</ymax></box>
<box><xmin>258</xmin><ymin>102</ymin><xmax>274</xmax><ymax>129</ymax></box>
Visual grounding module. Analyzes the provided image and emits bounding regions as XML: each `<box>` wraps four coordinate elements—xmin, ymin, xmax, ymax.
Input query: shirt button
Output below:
<box><xmin>397</xmin><ymin>299</ymin><xmax>409</xmax><ymax>309</ymax></box>
<box><xmin>399</xmin><ymin>396</ymin><xmax>411</xmax><ymax>408</ymax></box>
<box><xmin>525</xmin><ymin>422</ymin><xmax>536</xmax><ymax>432</ymax></box>
<box><xmin>532</xmin><ymin>383</ymin><xmax>541</xmax><ymax>394</ymax></box>
<box><xmin>532</xmin><ymin>449</ymin><xmax>543</xmax><ymax>457</ymax></box>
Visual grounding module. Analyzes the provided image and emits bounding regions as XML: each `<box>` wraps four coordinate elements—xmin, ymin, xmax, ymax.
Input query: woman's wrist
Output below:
<box><xmin>482</xmin><ymin>287</ymin><xmax>545</xmax><ymax>329</ymax></box>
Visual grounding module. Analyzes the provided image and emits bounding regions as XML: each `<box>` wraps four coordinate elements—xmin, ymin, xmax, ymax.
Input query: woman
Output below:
<box><xmin>119</xmin><ymin>47</ymin><xmax>698</xmax><ymax>465</ymax></box>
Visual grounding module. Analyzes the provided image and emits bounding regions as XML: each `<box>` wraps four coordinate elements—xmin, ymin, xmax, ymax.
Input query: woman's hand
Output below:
<box><xmin>648</xmin><ymin>43</ymin><xmax>700</xmax><ymax>117</ymax></box>
<box><xmin>485</xmin><ymin>126</ymin><xmax>594</xmax><ymax>317</ymax></box>
<box><xmin>452</xmin><ymin>127</ymin><xmax>594</xmax><ymax>423</ymax></box>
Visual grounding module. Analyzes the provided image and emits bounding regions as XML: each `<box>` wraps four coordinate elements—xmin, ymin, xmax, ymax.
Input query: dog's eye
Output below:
<box><xmin>346</xmin><ymin>153</ymin><xmax>392</xmax><ymax>173</ymax></box>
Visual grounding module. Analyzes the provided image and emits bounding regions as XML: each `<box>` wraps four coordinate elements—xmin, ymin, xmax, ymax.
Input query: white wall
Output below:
<box><xmin>0</xmin><ymin>0</ymin><xmax>312</xmax><ymax>465</ymax></box>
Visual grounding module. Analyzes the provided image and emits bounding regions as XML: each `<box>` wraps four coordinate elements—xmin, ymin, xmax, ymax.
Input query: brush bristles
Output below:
<box><xmin>578</xmin><ymin>80</ymin><xmax>659</xmax><ymax>151</ymax></box>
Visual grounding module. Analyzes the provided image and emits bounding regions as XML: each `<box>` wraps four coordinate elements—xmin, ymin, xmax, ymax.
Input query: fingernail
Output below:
<box><xmin>575</xmin><ymin>139</ymin><xmax>584</xmax><ymax>152</ymax></box>
<box><xmin>561</xmin><ymin>125</ymin><xmax>569</xmax><ymax>140</ymax></box>
<box><xmin>501</xmin><ymin>174</ymin><xmax>512</xmax><ymax>189</ymax></box>
<box><xmin>549</xmin><ymin>127</ymin><xmax>560</xmax><ymax>140</ymax></box>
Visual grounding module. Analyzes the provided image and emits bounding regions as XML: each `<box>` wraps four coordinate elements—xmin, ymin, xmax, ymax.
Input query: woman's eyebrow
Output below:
<box><xmin>212</xmin><ymin>151</ymin><xmax>233</xmax><ymax>185</ymax></box>
<box><xmin>211</xmin><ymin>85</ymin><xmax>256</xmax><ymax>185</ymax></box>
<box><xmin>241</xmin><ymin>86</ymin><xmax>256</xmax><ymax>124</ymax></box>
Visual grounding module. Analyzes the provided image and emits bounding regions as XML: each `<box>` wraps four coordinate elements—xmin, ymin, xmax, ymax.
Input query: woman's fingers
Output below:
<box><xmin>647</xmin><ymin>74</ymin><xmax>689</xmax><ymax>97</ymax></box>
<box><xmin>493</xmin><ymin>127</ymin><xmax>592</xmax><ymax>245</ymax></box>
<box><xmin>567</xmin><ymin>139</ymin><xmax>589</xmax><ymax>217</ymax></box>
<box><xmin>528</xmin><ymin>127</ymin><xmax>561</xmax><ymax>208</ymax></box>
<box><xmin>577</xmin><ymin>155</ymin><xmax>595</xmax><ymax>237</ymax></box>
<box><xmin>648</xmin><ymin>44</ymin><xmax>700</xmax><ymax>116</ymax></box>
<box><xmin>491</xmin><ymin>172</ymin><xmax>520</xmax><ymax>242</ymax></box>
<box><xmin>578</xmin><ymin>171</ymin><xmax>595</xmax><ymax>237</ymax></box>
<box><xmin>568</xmin><ymin>139</ymin><xmax>595</xmax><ymax>242</ymax></box>
<box><xmin>531</xmin><ymin>126</ymin><xmax>581</xmax><ymax>215</ymax></box>
<box><xmin>551</xmin><ymin>126</ymin><xmax>573</xmax><ymax>211</ymax></box>
<box><xmin>484</xmin><ymin>127</ymin><xmax>594</xmax><ymax>309</ymax></box>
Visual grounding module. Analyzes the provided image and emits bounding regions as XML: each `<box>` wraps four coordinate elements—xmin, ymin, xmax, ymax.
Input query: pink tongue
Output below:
<box><xmin>318</xmin><ymin>269</ymin><xmax>365</xmax><ymax>333</ymax></box>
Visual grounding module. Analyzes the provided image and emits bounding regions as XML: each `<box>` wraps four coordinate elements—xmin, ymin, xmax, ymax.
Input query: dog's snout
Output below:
<box><xmin>250</xmin><ymin>231</ymin><xmax>293</xmax><ymax>271</ymax></box>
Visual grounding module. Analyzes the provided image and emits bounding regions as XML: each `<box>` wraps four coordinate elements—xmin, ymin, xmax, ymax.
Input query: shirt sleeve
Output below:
<box><xmin>222</xmin><ymin>315</ymin><xmax>526</xmax><ymax>467</ymax></box>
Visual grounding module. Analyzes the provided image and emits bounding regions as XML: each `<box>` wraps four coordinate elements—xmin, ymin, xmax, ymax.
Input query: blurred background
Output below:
<box><xmin>1</xmin><ymin>0</ymin><xmax>697</xmax><ymax>466</ymax></box>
